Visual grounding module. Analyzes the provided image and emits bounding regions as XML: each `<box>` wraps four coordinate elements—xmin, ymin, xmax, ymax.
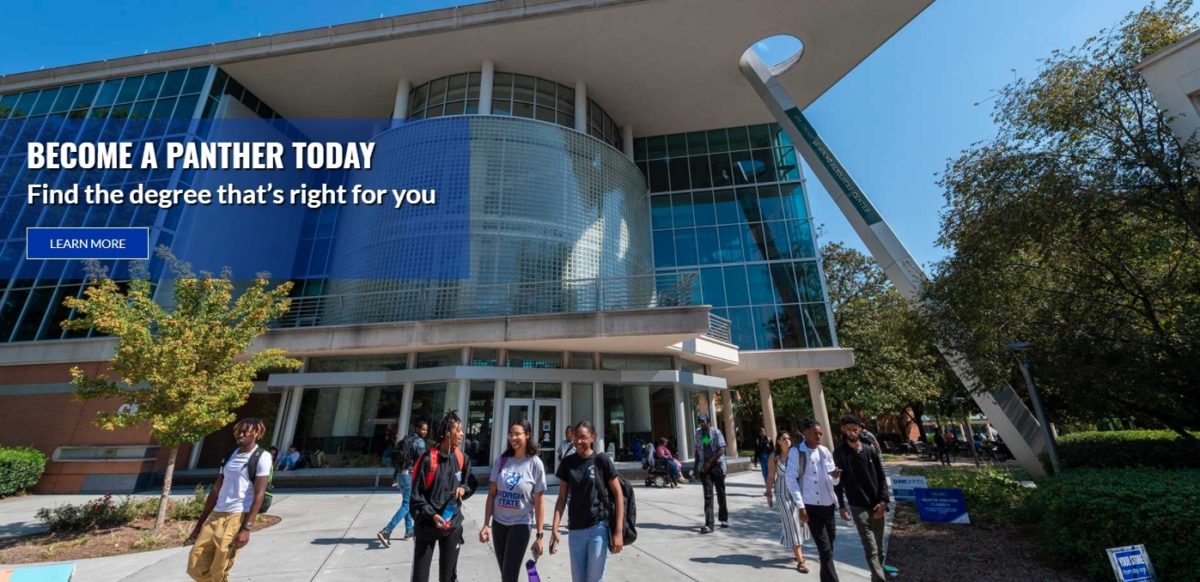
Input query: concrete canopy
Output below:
<box><xmin>0</xmin><ymin>0</ymin><xmax>932</xmax><ymax>135</ymax></box>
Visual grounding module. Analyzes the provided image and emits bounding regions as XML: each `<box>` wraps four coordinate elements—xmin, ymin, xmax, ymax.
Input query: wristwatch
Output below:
<box><xmin>241</xmin><ymin>523</ymin><xmax>252</xmax><ymax>532</ymax></box>
<box><xmin>536</xmin><ymin>532</ymin><xmax>544</xmax><ymax>539</ymax></box>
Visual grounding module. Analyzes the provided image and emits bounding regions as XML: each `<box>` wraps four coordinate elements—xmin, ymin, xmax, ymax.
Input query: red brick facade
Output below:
<box><xmin>0</xmin><ymin>361</ymin><xmax>194</xmax><ymax>494</ymax></box>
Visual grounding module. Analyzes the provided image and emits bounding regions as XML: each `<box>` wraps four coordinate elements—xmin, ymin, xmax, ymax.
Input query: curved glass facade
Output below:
<box><xmin>323</xmin><ymin>115</ymin><xmax>651</xmax><ymax>324</ymax></box>
<box><xmin>407</xmin><ymin>71</ymin><xmax>622</xmax><ymax>150</ymax></box>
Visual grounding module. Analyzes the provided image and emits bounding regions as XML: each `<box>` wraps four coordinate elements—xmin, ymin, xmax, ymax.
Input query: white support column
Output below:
<box><xmin>270</xmin><ymin>389</ymin><xmax>287</xmax><ymax>448</ymax></box>
<box><xmin>188</xmin><ymin>437</ymin><xmax>205</xmax><ymax>469</ymax></box>
<box><xmin>758</xmin><ymin>378</ymin><xmax>777</xmax><ymax>440</ymax></box>
<box><xmin>674</xmin><ymin>384</ymin><xmax>690</xmax><ymax>461</ymax></box>
<box><xmin>807</xmin><ymin>371</ymin><xmax>834</xmax><ymax>451</ymax></box>
<box><xmin>493</xmin><ymin>379</ymin><xmax>507</xmax><ymax>462</ymax></box>
<box><xmin>279</xmin><ymin>386</ymin><xmax>304</xmax><ymax>450</ymax></box>
<box><xmin>621</xmin><ymin>124</ymin><xmax>634</xmax><ymax>159</ymax></box>
<box><xmin>574</xmin><ymin>81</ymin><xmax>588</xmax><ymax>133</ymax></box>
<box><xmin>457</xmin><ymin>347</ymin><xmax>470</xmax><ymax>416</ymax></box>
<box><xmin>392</xmin><ymin>78</ymin><xmax>411</xmax><ymax>124</ymax></box>
<box><xmin>560</xmin><ymin>350</ymin><xmax>571</xmax><ymax>426</ymax></box>
<box><xmin>592</xmin><ymin>381</ymin><xmax>604</xmax><ymax>453</ymax></box>
<box><xmin>480</xmin><ymin>60</ymin><xmax>495</xmax><ymax>115</ymax></box>
<box><xmin>399</xmin><ymin>382</ymin><xmax>415</xmax><ymax>437</ymax></box>
<box><xmin>721</xmin><ymin>389</ymin><xmax>737</xmax><ymax>457</ymax></box>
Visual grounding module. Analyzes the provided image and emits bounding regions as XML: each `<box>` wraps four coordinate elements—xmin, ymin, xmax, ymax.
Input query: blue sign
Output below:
<box><xmin>915</xmin><ymin>487</ymin><xmax>970</xmax><ymax>524</ymax></box>
<box><xmin>27</xmin><ymin>227</ymin><xmax>150</xmax><ymax>260</ymax></box>
<box><xmin>889</xmin><ymin>475</ymin><xmax>927</xmax><ymax>502</ymax></box>
<box><xmin>1107</xmin><ymin>545</ymin><xmax>1156</xmax><ymax>582</ymax></box>
<box><xmin>1</xmin><ymin>562</ymin><xmax>76</xmax><ymax>581</ymax></box>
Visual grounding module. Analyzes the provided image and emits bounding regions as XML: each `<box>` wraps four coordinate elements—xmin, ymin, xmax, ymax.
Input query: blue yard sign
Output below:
<box><xmin>1107</xmin><ymin>545</ymin><xmax>1156</xmax><ymax>582</ymax></box>
<box><xmin>888</xmin><ymin>475</ymin><xmax>928</xmax><ymax>502</ymax></box>
<box><xmin>0</xmin><ymin>563</ymin><xmax>76</xmax><ymax>581</ymax></box>
<box><xmin>915</xmin><ymin>487</ymin><xmax>970</xmax><ymax>524</ymax></box>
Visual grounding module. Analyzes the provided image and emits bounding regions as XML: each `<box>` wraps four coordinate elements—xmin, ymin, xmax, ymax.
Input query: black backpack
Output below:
<box><xmin>223</xmin><ymin>446</ymin><xmax>274</xmax><ymax>512</ymax></box>
<box><xmin>592</xmin><ymin>453</ymin><xmax>637</xmax><ymax>547</ymax></box>
<box><xmin>391</xmin><ymin>434</ymin><xmax>421</xmax><ymax>472</ymax></box>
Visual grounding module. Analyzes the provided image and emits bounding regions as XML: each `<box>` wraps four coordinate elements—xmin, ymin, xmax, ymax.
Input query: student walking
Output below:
<box><xmin>186</xmin><ymin>418</ymin><xmax>272</xmax><ymax>582</ymax></box>
<box><xmin>410</xmin><ymin>411</ymin><xmax>478</xmax><ymax>582</ymax></box>
<box><xmin>480</xmin><ymin>419</ymin><xmax>548</xmax><ymax>582</ymax></box>
<box><xmin>551</xmin><ymin>421</ymin><xmax>625</xmax><ymax>582</ymax></box>
<box><xmin>754</xmin><ymin>427</ymin><xmax>772</xmax><ymax>483</ymax></box>
<box><xmin>786</xmin><ymin>419</ymin><xmax>842</xmax><ymax>582</ymax></box>
<box><xmin>378</xmin><ymin>421</ymin><xmax>429</xmax><ymax>547</ymax></box>
<box><xmin>693</xmin><ymin>413</ymin><xmax>728</xmax><ymax>534</ymax></box>
<box><xmin>834</xmin><ymin>415</ymin><xmax>890</xmax><ymax>582</ymax></box>
<box><xmin>764</xmin><ymin>431</ymin><xmax>810</xmax><ymax>573</ymax></box>
<box><xmin>558</xmin><ymin>425</ymin><xmax>576</xmax><ymax>464</ymax></box>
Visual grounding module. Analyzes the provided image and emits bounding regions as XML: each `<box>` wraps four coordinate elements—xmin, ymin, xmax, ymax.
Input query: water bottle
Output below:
<box><xmin>441</xmin><ymin>500</ymin><xmax>457</xmax><ymax>525</ymax></box>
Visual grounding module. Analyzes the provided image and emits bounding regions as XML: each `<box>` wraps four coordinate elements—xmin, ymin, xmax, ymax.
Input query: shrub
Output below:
<box><xmin>899</xmin><ymin>466</ymin><xmax>1034</xmax><ymax>524</ymax></box>
<box><xmin>1030</xmin><ymin>469</ymin><xmax>1200</xmax><ymax>580</ymax></box>
<box><xmin>170</xmin><ymin>485</ymin><xmax>208</xmax><ymax>521</ymax></box>
<box><xmin>0</xmin><ymin>447</ymin><xmax>47</xmax><ymax>497</ymax></box>
<box><xmin>36</xmin><ymin>494</ymin><xmax>135</xmax><ymax>533</ymax></box>
<box><xmin>1056</xmin><ymin>430</ymin><xmax>1200</xmax><ymax>470</ymax></box>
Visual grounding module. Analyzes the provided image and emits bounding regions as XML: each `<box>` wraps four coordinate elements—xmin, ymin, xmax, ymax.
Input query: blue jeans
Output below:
<box><xmin>568</xmin><ymin>521</ymin><xmax>609</xmax><ymax>582</ymax></box>
<box><xmin>758</xmin><ymin>452</ymin><xmax>770</xmax><ymax>483</ymax></box>
<box><xmin>384</xmin><ymin>472</ymin><xmax>413</xmax><ymax>534</ymax></box>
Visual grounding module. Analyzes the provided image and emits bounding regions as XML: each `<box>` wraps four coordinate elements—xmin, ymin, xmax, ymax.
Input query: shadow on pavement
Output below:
<box><xmin>691</xmin><ymin>554</ymin><xmax>795</xmax><ymax>570</ymax></box>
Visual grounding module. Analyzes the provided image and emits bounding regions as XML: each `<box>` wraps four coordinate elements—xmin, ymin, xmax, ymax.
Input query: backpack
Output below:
<box><xmin>223</xmin><ymin>446</ymin><xmax>274</xmax><ymax>512</ymax></box>
<box><xmin>391</xmin><ymin>434</ymin><xmax>422</xmax><ymax>472</ymax></box>
<box><xmin>412</xmin><ymin>447</ymin><xmax>466</xmax><ymax>490</ymax></box>
<box><xmin>591</xmin><ymin>453</ymin><xmax>637</xmax><ymax>547</ymax></box>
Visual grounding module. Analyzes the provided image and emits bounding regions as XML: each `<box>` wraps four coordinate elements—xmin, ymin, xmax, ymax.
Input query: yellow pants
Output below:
<box><xmin>187</xmin><ymin>512</ymin><xmax>245</xmax><ymax>582</ymax></box>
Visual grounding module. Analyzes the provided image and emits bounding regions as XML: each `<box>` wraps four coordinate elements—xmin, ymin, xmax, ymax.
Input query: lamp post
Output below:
<box><xmin>1005</xmin><ymin>342</ymin><xmax>1062</xmax><ymax>474</ymax></box>
<box><xmin>953</xmin><ymin>396</ymin><xmax>981</xmax><ymax>467</ymax></box>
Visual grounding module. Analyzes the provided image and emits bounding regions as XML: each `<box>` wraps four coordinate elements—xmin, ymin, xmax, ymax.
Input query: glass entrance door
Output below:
<box><xmin>503</xmin><ymin>398</ymin><xmax>561</xmax><ymax>481</ymax></box>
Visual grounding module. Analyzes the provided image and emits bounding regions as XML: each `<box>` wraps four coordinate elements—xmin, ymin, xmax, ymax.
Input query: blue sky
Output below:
<box><xmin>0</xmin><ymin>1</ymin><xmax>1162</xmax><ymax>268</ymax></box>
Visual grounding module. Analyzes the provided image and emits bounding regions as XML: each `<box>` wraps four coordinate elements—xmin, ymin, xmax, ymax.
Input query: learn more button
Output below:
<box><xmin>26</xmin><ymin>227</ymin><xmax>150</xmax><ymax>260</ymax></box>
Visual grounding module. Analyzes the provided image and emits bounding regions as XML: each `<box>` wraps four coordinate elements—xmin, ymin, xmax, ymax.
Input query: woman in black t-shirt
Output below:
<box><xmin>550</xmin><ymin>421</ymin><xmax>625</xmax><ymax>582</ymax></box>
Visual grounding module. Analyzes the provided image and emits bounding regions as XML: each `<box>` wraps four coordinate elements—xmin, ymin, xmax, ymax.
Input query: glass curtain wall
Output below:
<box><xmin>291</xmin><ymin>385</ymin><xmax>404</xmax><ymax>467</ymax></box>
<box><xmin>637</xmin><ymin>123</ymin><xmax>834</xmax><ymax>350</ymax></box>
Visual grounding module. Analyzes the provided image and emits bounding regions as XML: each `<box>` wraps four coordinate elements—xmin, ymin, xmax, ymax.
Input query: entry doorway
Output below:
<box><xmin>503</xmin><ymin>398</ymin><xmax>562</xmax><ymax>483</ymax></box>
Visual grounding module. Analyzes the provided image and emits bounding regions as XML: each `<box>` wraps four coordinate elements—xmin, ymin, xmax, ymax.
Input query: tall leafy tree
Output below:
<box><xmin>736</xmin><ymin>242</ymin><xmax>949</xmax><ymax>433</ymax></box>
<box><xmin>63</xmin><ymin>249</ymin><xmax>301</xmax><ymax>532</ymax></box>
<box><xmin>926</xmin><ymin>1</ymin><xmax>1200</xmax><ymax>436</ymax></box>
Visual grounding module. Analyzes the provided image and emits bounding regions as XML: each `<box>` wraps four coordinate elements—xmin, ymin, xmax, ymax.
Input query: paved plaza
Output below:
<box><xmin>1</xmin><ymin>470</ymin><xmax>893</xmax><ymax>581</ymax></box>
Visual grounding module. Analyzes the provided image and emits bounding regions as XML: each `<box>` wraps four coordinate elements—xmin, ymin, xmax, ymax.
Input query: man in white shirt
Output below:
<box><xmin>186</xmin><ymin>418</ymin><xmax>273</xmax><ymax>582</ymax></box>
<box><xmin>786</xmin><ymin>419</ymin><xmax>843</xmax><ymax>582</ymax></box>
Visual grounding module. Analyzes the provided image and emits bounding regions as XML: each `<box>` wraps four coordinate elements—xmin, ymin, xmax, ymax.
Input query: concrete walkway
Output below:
<box><xmin>2</xmin><ymin>471</ymin><xmax>895</xmax><ymax>581</ymax></box>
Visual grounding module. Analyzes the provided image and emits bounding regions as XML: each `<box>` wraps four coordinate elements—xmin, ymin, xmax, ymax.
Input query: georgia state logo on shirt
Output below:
<box><xmin>503</xmin><ymin>471</ymin><xmax>521</xmax><ymax>491</ymax></box>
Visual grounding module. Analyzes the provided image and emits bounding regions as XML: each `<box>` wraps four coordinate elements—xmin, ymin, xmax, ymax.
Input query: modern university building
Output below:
<box><xmin>0</xmin><ymin>0</ymin><xmax>930</xmax><ymax>492</ymax></box>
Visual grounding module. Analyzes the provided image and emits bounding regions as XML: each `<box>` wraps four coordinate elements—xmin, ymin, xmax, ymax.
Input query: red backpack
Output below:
<box><xmin>412</xmin><ymin>447</ymin><xmax>466</xmax><ymax>489</ymax></box>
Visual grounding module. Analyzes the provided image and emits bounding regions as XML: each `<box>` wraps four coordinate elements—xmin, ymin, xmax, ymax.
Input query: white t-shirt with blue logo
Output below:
<box><xmin>489</xmin><ymin>455</ymin><xmax>547</xmax><ymax>526</ymax></box>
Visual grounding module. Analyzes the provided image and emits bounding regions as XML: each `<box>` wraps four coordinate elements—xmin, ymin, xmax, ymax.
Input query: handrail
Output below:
<box><xmin>273</xmin><ymin>271</ymin><xmax>701</xmax><ymax>329</ymax></box>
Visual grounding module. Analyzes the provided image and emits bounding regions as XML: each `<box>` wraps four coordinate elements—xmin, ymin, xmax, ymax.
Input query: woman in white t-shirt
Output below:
<box><xmin>480</xmin><ymin>418</ymin><xmax>547</xmax><ymax>582</ymax></box>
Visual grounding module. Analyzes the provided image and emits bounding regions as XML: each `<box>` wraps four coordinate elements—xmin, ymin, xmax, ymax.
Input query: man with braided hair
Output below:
<box><xmin>186</xmin><ymin>417</ymin><xmax>273</xmax><ymax>582</ymax></box>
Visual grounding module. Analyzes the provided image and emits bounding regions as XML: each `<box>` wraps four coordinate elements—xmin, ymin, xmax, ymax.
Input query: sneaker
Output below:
<box><xmin>699</xmin><ymin>526</ymin><xmax>713</xmax><ymax>534</ymax></box>
<box><xmin>402</xmin><ymin>530</ymin><xmax>413</xmax><ymax>541</ymax></box>
<box><xmin>719</xmin><ymin>521</ymin><xmax>729</xmax><ymax>529</ymax></box>
<box><xmin>376</xmin><ymin>530</ymin><xmax>391</xmax><ymax>548</ymax></box>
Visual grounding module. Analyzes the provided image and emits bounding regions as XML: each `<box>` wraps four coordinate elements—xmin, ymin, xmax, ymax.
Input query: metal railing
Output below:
<box><xmin>273</xmin><ymin>271</ymin><xmax>702</xmax><ymax>329</ymax></box>
<box><xmin>707</xmin><ymin>313</ymin><xmax>732</xmax><ymax>344</ymax></box>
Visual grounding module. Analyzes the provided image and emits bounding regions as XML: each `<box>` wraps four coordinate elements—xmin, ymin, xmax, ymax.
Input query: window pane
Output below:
<box><xmin>673</xmin><ymin>229</ymin><xmax>698</xmax><ymax>266</ymax></box>
<box><xmin>653</xmin><ymin>230</ymin><xmax>675</xmax><ymax>267</ymax></box>
<box><xmin>696</xmin><ymin>227</ymin><xmax>720</xmax><ymax>265</ymax></box>
<box><xmin>692</xmin><ymin>190</ymin><xmax>716</xmax><ymax>227</ymax></box>
<box><xmin>723</xmin><ymin>265</ymin><xmax>751</xmax><ymax>306</ymax></box>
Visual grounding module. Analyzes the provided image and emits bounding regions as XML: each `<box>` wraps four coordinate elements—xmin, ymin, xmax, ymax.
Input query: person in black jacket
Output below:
<box><xmin>833</xmin><ymin>415</ymin><xmax>890</xmax><ymax>582</ymax></box>
<box><xmin>410</xmin><ymin>410</ymin><xmax>479</xmax><ymax>582</ymax></box>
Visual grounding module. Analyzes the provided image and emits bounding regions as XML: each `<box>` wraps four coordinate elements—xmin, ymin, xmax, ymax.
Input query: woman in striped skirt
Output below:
<box><xmin>765</xmin><ymin>430</ymin><xmax>810</xmax><ymax>573</ymax></box>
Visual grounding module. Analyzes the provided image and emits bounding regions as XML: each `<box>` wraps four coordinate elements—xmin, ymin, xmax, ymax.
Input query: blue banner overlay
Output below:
<box><xmin>915</xmin><ymin>487</ymin><xmax>970</xmax><ymax>524</ymax></box>
<box><xmin>0</xmin><ymin>117</ymin><xmax>469</xmax><ymax>281</ymax></box>
<box><xmin>27</xmin><ymin>227</ymin><xmax>149</xmax><ymax>260</ymax></box>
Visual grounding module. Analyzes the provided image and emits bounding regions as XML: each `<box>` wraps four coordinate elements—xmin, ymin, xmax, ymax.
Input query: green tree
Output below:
<box><xmin>819</xmin><ymin>242</ymin><xmax>949</xmax><ymax>420</ymax></box>
<box><xmin>735</xmin><ymin>242</ymin><xmax>950</xmax><ymax>433</ymax></box>
<box><xmin>926</xmin><ymin>1</ymin><xmax>1200</xmax><ymax>436</ymax></box>
<box><xmin>63</xmin><ymin>249</ymin><xmax>301</xmax><ymax>532</ymax></box>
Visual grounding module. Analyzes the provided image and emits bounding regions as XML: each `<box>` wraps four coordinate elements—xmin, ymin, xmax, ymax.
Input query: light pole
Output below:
<box><xmin>953</xmin><ymin>396</ymin><xmax>981</xmax><ymax>467</ymax></box>
<box><xmin>1005</xmin><ymin>342</ymin><xmax>1062</xmax><ymax>474</ymax></box>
